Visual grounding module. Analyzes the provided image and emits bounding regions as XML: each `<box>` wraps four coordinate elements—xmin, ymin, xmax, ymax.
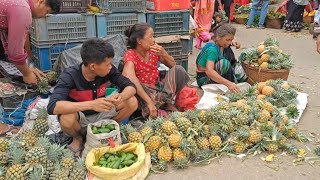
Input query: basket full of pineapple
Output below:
<box><xmin>239</xmin><ymin>38</ymin><xmax>294</xmax><ymax>85</ymax></box>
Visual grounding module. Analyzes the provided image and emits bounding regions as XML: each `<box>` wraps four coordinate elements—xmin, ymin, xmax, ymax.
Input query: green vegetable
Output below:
<box><xmin>104</xmin><ymin>153</ymin><xmax>111</xmax><ymax>159</ymax></box>
<box><xmin>100</xmin><ymin>157</ymin><xmax>106</xmax><ymax>161</ymax></box>
<box><xmin>124</xmin><ymin>153</ymin><xmax>135</xmax><ymax>161</ymax></box>
<box><xmin>122</xmin><ymin>160</ymin><xmax>135</xmax><ymax>166</ymax></box>
<box><xmin>112</xmin><ymin>159</ymin><xmax>121</xmax><ymax>169</ymax></box>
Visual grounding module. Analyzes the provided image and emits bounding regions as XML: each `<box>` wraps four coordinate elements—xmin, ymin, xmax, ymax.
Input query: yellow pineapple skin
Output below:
<box><xmin>146</xmin><ymin>136</ymin><xmax>162</xmax><ymax>152</ymax></box>
<box><xmin>197</xmin><ymin>137</ymin><xmax>210</xmax><ymax>150</ymax></box>
<box><xmin>287</xmin><ymin>128</ymin><xmax>296</xmax><ymax>138</ymax></box>
<box><xmin>257</xmin><ymin>94</ymin><xmax>266</xmax><ymax>100</ymax></box>
<box><xmin>264</xmin><ymin>102</ymin><xmax>274</xmax><ymax>113</ymax></box>
<box><xmin>208</xmin><ymin>135</ymin><xmax>222</xmax><ymax>150</ymax></box>
<box><xmin>140</xmin><ymin>127</ymin><xmax>153</xmax><ymax>138</ymax></box>
<box><xmin>248</xmin><ymin>130</ymin><xmax>262</xmax><ymax>143</ymax></box>
<box><xmin>233</xmin><ymin>144</ymin><xmax>245</xmax><ymax>154</ymax></box>
<box><xmin>161</xmin><ymin>121</ymin><xmax>177</xmax><ymax>135</ymax></box>
<box><xmin>257</xmin><ymin>45</ymin><xmax>265</xmax><ymax>54</ymax></box>
<box><xmin>267</xmin><ymin>143</ymin><xmax>279</xmax><ymax>153</ymax></box>
<box><xmin>0</xmin><ymin>139</ymin><xmax>9</xmax><ymax>152</ymax></box>
<box><xmin>257</xmin><ymin>82</ymin><xmax>267</xmax><ymax>93</ymax></box>
<box><xmin>260</xmin><ymin>62</ymin><xmax>269</xmax><ymax>69</ymax></box>
<box><xmin>262</xmin><ymin>86</ymin><xmax>274</xmax><ymax>96</ymax></box>
<box><xmin>5</xmin><ymin>164</ymin><xmax>25</xmax><ymax>180</ymax></box>
<box><xmin>168</xmin><ymin>134</ymin><xmax>181</xmax><ymax>148</ymax></box>
<box><xmin>260</xmin><ymin>54</ymin><xmax>270</xmax><ymax>62</ymax></box>
<box><xmin>158</xmin><ymin>146</ymin><xmax>173</xmax><ymax>162</ymax></box>
<box><xmin>258</xmin><ymin>110</ymin><xmax>271</xmax><ymax>123</ymax></box>
<box><xmin>173</xmin><ymin>149</ymin><xmax>187</xmax><ymax>160</ymax></box>
<box><xmin>128</xmin><ymin>132</ymin><xmax>143</xmax><ymax>143</ymax></box>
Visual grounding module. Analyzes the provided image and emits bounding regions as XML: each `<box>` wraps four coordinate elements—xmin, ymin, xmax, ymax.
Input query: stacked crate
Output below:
<box><xmin>30</xmin><ymin>0</ymin><xmax>94</xmax><ymax>72</ymax></box>
<box><xmin>146</xmin><ymin>0</ymin><xmax>192</xmax><ymax>72</ymax></box>
<box><xmin>95</xmin><ymin>0</ymin><xmax>147</xmax><ymax>38</ymax></box>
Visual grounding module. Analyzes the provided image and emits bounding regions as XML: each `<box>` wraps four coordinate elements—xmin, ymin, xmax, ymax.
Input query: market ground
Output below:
<box><xmin>148</xmin><ymin>25</ymin><xmax>320</xmax><ymax>180</ymax></box>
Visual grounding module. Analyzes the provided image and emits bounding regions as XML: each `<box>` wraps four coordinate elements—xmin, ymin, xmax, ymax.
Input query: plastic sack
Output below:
<box><xmin>87</xmin><ymin>152</ymin><xmax>151</xmax><ymax>180</ymax></box>
<box><xmin>234</xmin><ymin>61</ymin><xmax>247</xmax><ymax>83</ymax></box>
<box><xmin>82</xmin><ymin>119</ymin><xmax>122</xmax><ymax>159</ymax></box>
<box><xmin>175</xmin><ymin>86</ymin><xmax>199</xmax><ymax>111</ymax></box>
<box><xmin>189</xmin><ymin>15</ymin><xmax>197</xmax><ymax>29</ymax></box>
<box><xmin>85</xmin><ymin>143</ymin><xmax>146</xmax><ymax>180</ymax></box>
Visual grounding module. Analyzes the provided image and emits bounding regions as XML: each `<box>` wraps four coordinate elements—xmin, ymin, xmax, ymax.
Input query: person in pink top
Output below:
<box><xmin>0</xmin><ymin>0</ymin><xmax>61</xmax><ymax>84</ymax></box>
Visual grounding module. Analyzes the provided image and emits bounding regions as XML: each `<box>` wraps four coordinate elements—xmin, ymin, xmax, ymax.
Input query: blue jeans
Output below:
<box><xmin>247</xmin><ymin>0</ymin><xmax>269</xmax><ymax>27</ymax></box>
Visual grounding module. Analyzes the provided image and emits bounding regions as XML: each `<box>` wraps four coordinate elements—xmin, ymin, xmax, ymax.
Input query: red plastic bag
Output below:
<box><xmin>175</xmin><ymin>86</ymin><xmax>199</xmax><ymax>112</ymax></box>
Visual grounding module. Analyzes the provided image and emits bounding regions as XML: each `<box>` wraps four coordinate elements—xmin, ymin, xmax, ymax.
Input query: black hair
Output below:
<box><xmin>80</xmin><ymin>38</ymin><xmax>115</xmax><ymax>66</ymax></box>
<box><xmin>124</xmin><ymin>23</ymin><xmax>152</xmax><ymax>49</ymax></box>
<box><xmin>46</xmin><ymin>0</ymin><xmax>61</xmax><ymax>13</ymax></box>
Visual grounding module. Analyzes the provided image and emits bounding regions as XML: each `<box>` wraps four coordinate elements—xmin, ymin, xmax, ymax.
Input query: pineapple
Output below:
<box><xmin>257</xmin><ymin>82</ymin><xmax>267</xmax><ymax>93</ymax></box>
<box><xmin>157</xmin><ymin>145</ymin><xmax>172</xmax><ymax>162</ymax></box>
<box><xmin>198</xmin><ymin>110</ymin><xmax>208</xmax><ymax>122</ymax></box>
<box><xmin>25</xmin><ymin>137</ymin><xmax>50</xmax><ymax>164</ymax></box>
<box><xmin>248</xmin><ymin>130</ymin><xmax>262</xmax><ymax>143</ymax></box>
<box><xmin>37</xmin><ymin>78</ymin><xmax>50</xmax><ymax>94</ymax></box>
<box><xmin>264</xmin><ymin>102</ymin><xmax>274</xmax><ymax>113</ymax></box>
<box><xmin>277</xmin><ymin>123</ymin><xmax>286</xmax><ymax>133</ymax></box>
<box><xmin>0</xmin><ymin>152</ymin><xmax>8</xmax><ymax>164</ymax></box>
<box><xmin>45</xmin><ymin>71</ymin><xmax>58</xmax><ymax>85</ymax></box>
<box><xmin>33</xmin><ymin>108</ymin><xmax>49</xmax><ymax>136</ymax></box>
<box><xmin>257</xmin><ymin>94</ymin><xmax>266</xmax><ymax>100</ymax></box>
<box><xmin>208</xmin><ymin>135</ymin><xmax>222</xmax><ymax>150</ymax></box>
<box><xmin>168</xmin><ymin>133</ymin><xmax>181</xmax><ymax>148</ymax></box>
<box><xmin>282</xmin><ymin>115</ymin><xmax>289</xmax><ymax>125</ymax></box>
<box><xmin>69</xmin><ymin>158</ymin><xmax>86</xmax><ymax>180</ymax></box>
<box><xmin>6</xmin><ymin>145</ymin><xmax>26</xmax><ymax>180</ymax></box>
<box><xmin>203</xmin><ymin>125</ymin><xmax>211</xmax><ymax>138</ymax></box>
<box><xmin>257</xmin><ymin>110</ymin><xmax>271</xmax><ymax>123</ymax></box>
<box><xmin>173</xmin><ymin>149</ymin><xmax>187</xmax><ymax>160</ymax></box>
<box><xmin>42</xmin><ymin>143</ymin><xmax>64</xmax><ymax>179</ymax></box>
<box><xmin>0</xmin><ymin>138</ymin><xmax>9</xmax><ymax>152</ymax></box>
<box><xmin>262</xmin><ymin>86</ymin><xmax>274</xmax><ymax>96</ymax></box>
<box><xmin>161</xmin><ymin>120</ymin><xmax>177</xmax><ymax>135</ymax></box>
<box><xmin>126</xmin><ymin>124</ymin><xmax>143</xmax><ymax>143</ymax></box>
<box><xmin>278</xmin><ymin>136</ymin><xmax>287</xmax><ymax>146</ymax></box>
<box><xmin>281</xmin><ymin>82</ymin><xmax>290</xmax><ymax>90</ymax></box>
<box><xmin>19</xmin><ymin>129</ymin><xmax>38</xmax><ymax>149</ymax></box>
<box><xmin>233</xmin><ymin>143</ymin><xmax>245</xmax><ymax>154</ymax></box>
<box><xmin>0</xmin><ymin>166</ymin><xmax>6</xmax><ymax>180</ymax></box>
<box><xmin>196</xmin><ymin>137</ymin><xmax>210</xmax><ymax>150</ymax></box>
<box><xmin>49</xmin><ymin>163</ymin><xmax>69</xmax><ymax>180</ymax></box>
<box><xmin>257</xmin><ymin>44</ymin><xmax>265</xmax><ymax>54</ymax></box>
<box><xmin>267</xmin><ymin>142</ymin><xmax>279</xmax><ymax>153</ymax></box>
<box><xmin>236</xmin><ymin>113</ymin><xmax>249</xmax><ymax>125</ymax></box>
<box><xmin>145</xmin><ymin>136</ymin><xmax>163</xmax><ymax>152</ymax></box>
<box><xmin>175</xmin><ymin>117</ymin><xmax>192</xmax><ymax>133</ymax></box>
<box><xmin>60</xmin><ymin>149</ymin><xmax>75</xmax><ymax>170</ymax></box>
<box><xmin>286</xmin><ymin>104</ymin><xmax>299</xmax><ymax>119</ymax></box>
<box><xmin>287</xmin><ymin>127</ymin><xmax>297</xmax><ymax>138</ymax></box>
<box><xmin>260</xmin><ymin>54</ymin><xmax>270</xmax><ymax>62</ymax></box>
<box><xmin>139</xmin><ymin>120</ymin><xmax>154</xmax><ymax>138</ymax></box>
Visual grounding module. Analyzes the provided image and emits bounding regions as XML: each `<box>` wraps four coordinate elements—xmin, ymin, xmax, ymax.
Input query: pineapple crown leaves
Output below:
<box><xmin>152</xmin><ymin>160</ymin><xmax>168</xmax><ymax>172</ymax></box>
<box><xmin>295</xmin><ymin>132</ymin><xmax>312</xmax><ymax>143</ymax></box>
<box><xmin>35</xmin><ymin>137</ymin><xmax>51</xmax><ymax>148</ymax></box>
<box><xmin>179</xmin><ymin>138</ymin><xmax>195</xmax><ymax>155</ymax></box>
<box><xmin>190</xmin><ymin>149</ymin><xmax>214</xmax><ymax>165</ymax></box>
<box><xmin>173</xmin><ymin>158</ymin><xmax>189</xmax><ymax>169</ymax></box>
<box><xmin>37</xmin><ymin>78</ymin><xmax>50</xmax><ymax>94</ymax></box>
<box><xmin>73</xmin><ymin>158</ymin><xmax>86</xmax><ymax>171</ymax></box>
<box><xmin>286</xmin><ymin>104</ymin><xmax>300</xmax><ymax>119</ymax></box>
<box><xmin>28</xmin><ymin>167</ymin><xmax>44</xmax><ymax>180</ymax></box>
<box><xmin>263</xmin><ymin>37</ymin><xmax>280</xmax><ymax>47</ymax></box>
<box><xmin>124</xmin><ymin>124</ymin><xmax>138</xmax><ymax>134</ymax></box>
<box><xmin>283</xmin><ymin>143</ymin><xmax>298</xmax><ymax>155</ymax></box>
<box><xmin>36</xmin><ymin>107</ymin><xmax>48</xmax><ymax>120</ymax></box>
<box><xmin>0</xmin><ymin>166</ymin><xmax>5</xmax><ymax>177</ymax></box>
<box><xmin>9</xmin><ymin>144</ymin><xmax>26</xmax><ymax>164</ymax></box>
<box><xmin>47</xmin><ymin>143</ymin><xmax>65</xmax><ymax>162</ymax></box>
<box><xmin>61</xmin><ymin>148</ymin><xmax>75</xmax><ymax>159</ymax></box>
<box><xmin>235</xmin><ymin>126</ymin><xmax>250</xmax><ymax>141</ymax></box>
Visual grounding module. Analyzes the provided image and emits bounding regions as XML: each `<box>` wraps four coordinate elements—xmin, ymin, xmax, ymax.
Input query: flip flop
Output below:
<box><xmin>67</xmin><ymin>141</ymin><xmax>83</xmax><ymax>157</ymax></box>
<box><xmin>0</xmin><ymin>124</ymin><xmax>20</xmax><ymax>136</ymax></box>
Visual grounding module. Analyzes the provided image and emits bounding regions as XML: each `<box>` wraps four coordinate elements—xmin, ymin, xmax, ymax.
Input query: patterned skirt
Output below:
<box><xmin>283</xmin><ymin>1</ymin><xmax>305</xmax><ymax>32</ymax></box>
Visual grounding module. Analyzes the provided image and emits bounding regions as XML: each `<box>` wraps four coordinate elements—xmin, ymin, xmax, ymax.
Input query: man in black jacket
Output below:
<box><xmin>47</xmin><ymin>38</ymin><xmax>138</xmax><ymax>156</ymax></box>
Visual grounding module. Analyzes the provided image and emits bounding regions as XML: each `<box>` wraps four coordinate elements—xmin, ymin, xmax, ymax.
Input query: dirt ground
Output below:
<box><xmin>148</xmin><ymin>24</ymin><xmax>320</xmax><ymax>180</ymax></box>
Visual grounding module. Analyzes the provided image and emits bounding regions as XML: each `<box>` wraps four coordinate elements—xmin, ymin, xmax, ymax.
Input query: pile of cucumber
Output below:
<box><xmin>95</xmin><ymin>152</ymin><xmax>138</xmax><ymax>169</ymax></box>
<box><xmin>91</xmin><ymin>124</ymin><xmax>115</xmax><ymax>134</ymax></box>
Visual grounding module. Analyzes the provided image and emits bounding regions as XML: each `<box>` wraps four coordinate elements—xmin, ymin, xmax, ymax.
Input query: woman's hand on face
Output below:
<box><xmin>150</xmin><ymin>43</ymin><xmax>166</xmax><ymax>56</ymax></box>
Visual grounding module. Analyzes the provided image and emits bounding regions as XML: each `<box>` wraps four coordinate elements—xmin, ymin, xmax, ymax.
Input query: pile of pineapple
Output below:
<box><xmin>239</xmin><ymin>38</ymin><xmax>294</xmax><ymax>70</ymax></box>
<box><xmin>0</xmin><ymin>108</ymin><xmax>86</xmax><ymax>180</ymax></box>
<box><xmin>121</xmin><ymin>79</ymin><xmax>308</xmax><ymax>171</ymax></box>
<box><xmin>37</xmin><ymin>71</ymin><xmax>59</xmax><ymax>94</ymax></box>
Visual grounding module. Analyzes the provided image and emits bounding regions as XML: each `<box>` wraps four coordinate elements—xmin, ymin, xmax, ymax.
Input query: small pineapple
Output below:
<box><xmin>69</xmin><ymin>158</ymin><xmax>86</xmax><ymax>180</ymax></box>
<box><xmin>282</xmin><ymin>115</ymin><xmax>289</xmax><ymax>125</ymax></box>
<box><xmin>0</xmin><ymin>152</ymin><xmax>8</xmax><ymax>164</ymax></box>
<box><xmin>19</xmin><ymin>129</ymin><xmax>38</xmax><ymax>149</ymax></box>
<box><xmin>60</xmin><ymin>149</ymin><xmax>75</xmax><ymax>170</ymax></box>
<box><xmin>0</xmin><ymin>138</ymin><xmax>9</xmax><ymax>152</ymax></box>
<box><xmin>257</xmin><ymin>44</ymin><xmax>265</xmax><ymax>54</ymax></box>
<box><xmin>126</xmin><ymin>124</ymin><xmax>143</xmax><ymax>143</ymax></box>
<box><xmin>25</xmin><ymin>147</ymin><xmax>47</xmax><ymax>164</ymax></box>
<box><xmin>33</xmin><ymin>108</ymin><xmax>49</xmax><ymax>136</ymax></box>
<box><xmin>257</xmin><ymin>110</ymin><xmax>271</xmax><ymax>123</ymax></box>
<box><xmin>261</xmin><ymin>86</ymin><xmax>274</xmax><ymax>96</ymax></box>
<box><xmin>260</xmin><ymin>54</ymin><xmax>270</xmax><ymax>62</ymax></box>
<box><xmin>161</xmin><ymin>120</ymin><xmax>177</xmax><ymax>135</ymax></box>
<box><xmin>168</xmin><ymin>133</ymin><xmax>181</xmax><ymax>148</ymax></box>
<box><xmin>260</xmin><ymin>62</ymin><xmax>269</xmax><ymax>69</ymax></box>
<box><xmin>277</xmin><ymin>123</ymin><xmax>286</xmax><ymax>133</ymax></box>
<box><xmin>145</xmin><ymin>136</ymin><xmax>163</xmax><ymax>152</ymax></box>
<box><xmin>198</xmin><ymin>110</ymin><xmax>208</xmax><ymax>122</ymax></box>
<box><xmin>257</xmin><ymin>82</ymin><xmax>267</xmax><ymax>93</ymax></box>
<box><xmin>45</xmin><ymin>71</ymin><xmax>58</xmax><ymax>85</ymax></box>
<box><xmin>175</xmin><ymin>117</ymin><xmax>192</xmax><ymax>133</ymax></box>
<box><xmin>281</xmin><ymin>82</ymin><xmax>290</xmax><ymax>90</ymax></box>
<box><xmin>287</xmin><ymin>127</ymin><xmax>297</xmax><ymax>138</ymax></box>
<box><xmin>5</xmin><ymin>145</ymin><xmax>26</xmax><ymax>180</ymax></box>
<box><xmin>37</xmin><ymin>77</ymin><xmax>50</xmax><ymax>94</ymax></box>
<box><xmin>139</xmin><ymin>120</ymin><xmax>154</xmax><ymax>138</ymax></box>
<box><xmin>257</xmin><ymin>94</ymin><xmax>266</xmax><ymax>100</ymax></box>
<box><xmin>248</xmin><ymin>130</ymin><xmax>262</xmax><ymax>143</ymax></box>
<box><xmin>278</xmin><ymin>136</ymin><xmax>287</xmax><ymax>146</ymax></box>
<box><xmin>49</xmin><ymin>163</ymin><xmax>69</xmax><ymax>180</ymax></box>
<box><xmin>158</xmin><ymin>145</ymin><xmax>172</xmax><ymax>162</ymax></box>
<box><xmin>267</xmin><ymin>142</ymin><xmax>279</xmax><ymax>153</ymax></box>
<box><xmin>208</xmin><ymin>135</ymin><xmax>222</xmax><ymax>150</ymax></box>
<box><xmin>203</xmin><ymin>125</ymin><xmax>211</xmax><ymax>138</ymax></box>
<box><xmin>173</xmin><ymin>149</ymin><xmax>187</xmax><ymax>160</ymax></box>
<box><xmin>264</xmin><ymin>102</ymin><xmax>274</xmax><ymax>113</ymax></box>
<box><xmin>233</xmin><ymin>143</ymin><xmax>245</xmax><ymax>154</ymax></box>
<box><xmin>42</xmin><ymin>143</ymin><xmax>64</xmax><ymax>179</ymax></box>
<box><xmin>196</xmin><ymin>137</ymin><xmax>210</xmax><ymax>150</ymax></box>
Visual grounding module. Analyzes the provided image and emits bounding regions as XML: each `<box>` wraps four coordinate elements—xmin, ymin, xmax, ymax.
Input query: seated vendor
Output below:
<box><xmin>47</xmin><ymin>38</ymin><xmax>138</xmax><ymax>156</ymax></box>
<box><xmin>196</xmin><ymin>23</ymin><xmax>240</xmax><ymax>92</ymax></box>
<box><xmin>122</xmin><ymin>23</ymin><xmax>190</xmax><ymax>118</ymax></box>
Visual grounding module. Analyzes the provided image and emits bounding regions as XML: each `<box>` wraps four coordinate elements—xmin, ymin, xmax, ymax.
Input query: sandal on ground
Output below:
<box><xmin>67</xmin><ymin>141</ymin><xmax>84</xmax><ymax>157</ymax></box>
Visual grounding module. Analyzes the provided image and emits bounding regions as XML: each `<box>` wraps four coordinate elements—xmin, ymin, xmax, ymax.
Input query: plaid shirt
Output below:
<box><xmin>47</xmin><ymin>63</ymin><xmax>136</xmax><ymax>116</ymax></box>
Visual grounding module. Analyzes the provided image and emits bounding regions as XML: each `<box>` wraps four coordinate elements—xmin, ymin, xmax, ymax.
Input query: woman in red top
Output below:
<box><xmin>122</xmin><ymin>23</ymin><xmax>190</xmax><ymax>118</ymax></box>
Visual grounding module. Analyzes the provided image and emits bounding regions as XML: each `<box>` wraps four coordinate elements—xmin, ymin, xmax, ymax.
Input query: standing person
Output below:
<box><xmin>215</xmin><ymin>0</ymin><xmax>234</xmax><ymax>22</ymax></box>
<box><xmin>47</xmin><ymin>38</ymin><xmax>138</xmax><ymax>156</ymax></box>
<box><xmin>283</xmin><ymin>0</ymin><xmax>309</xmax><ymax>32</ymax></box>
<box><xmin>0</xmin><ymin>0</ymin><xmax>61</xmax><ymax>84</ymax></box>
<box><xmin>194</xmin><ymin>0</ymin><xmax>216</xmax><ymax>49</ymax></box>
<box><xmin>122</xmin><ymin>23</ymin><xmax>190</xmax><ymax>118</ymax></box>
<box><xmin>246</xmin><ymin>0</ymin><xmax>270</xmax><ymax>29</ymax></box>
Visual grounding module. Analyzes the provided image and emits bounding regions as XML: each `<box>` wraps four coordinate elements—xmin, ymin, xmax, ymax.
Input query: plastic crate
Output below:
<box><xmin>176</xmin><ymin>57</ymin><xmax>188</xmax><ymax>72</ymax></box>
<box><xmin>158</xmin><ymin>38</ymin><xmax>190</xmax><ymax>60</ymax></box>
<box><xmin>97</xmin><ymin>0</ymin><xmax>146</xmax><ymax>13</ymax></box>
<box><xmin>60</xmin><ymin>0</ymin><xmax>88</xmax><ymax>13</ymax></box>
<box><xmin>146</xmin><ymin>0</ymin><xmax>190</xmax><ymax>11</ymax></box>
<box><xmin>31</xmin><ymin>42</ymin><xmax>80</xmax><ymax>72</ymax></box>
<box><xmin>30</xmin><ymin>13</ymin><xmax>96</xmax><ymax>45</ymax></box>
<box><xmin>96</xmin><ymin>13</ymin><xmax>146</xmax><ymax>38</ymax></box>
<box><xmin>146</xmin><ymin>10</ymin><xmax>189</xmax><ymax>37</ymax></box>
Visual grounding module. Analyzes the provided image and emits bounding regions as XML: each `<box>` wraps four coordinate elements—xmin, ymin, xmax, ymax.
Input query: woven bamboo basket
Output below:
<box><xmin>303</xmin><ymin>16</ymin><xmax>314</xmax><ymax>23</ymax></box>
<box><xmin>242</xmin><ymin>61</ymin><xmax>290</xmax><ymax>85</ymax></box>
<box><xmin>234</xmin><ymin>17</ymin><xmax>248</xmax><ymax>25</ymax></box>
<box><xmin>265</xmin><ymin>18</ymin><xmax>284</xmax><ymax>29</ymax></box>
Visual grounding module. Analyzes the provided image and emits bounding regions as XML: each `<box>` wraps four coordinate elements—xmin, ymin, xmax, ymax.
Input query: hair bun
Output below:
<box><xmin>124</xmin><ymin>26</ymin><xmax>133</xmax><ymax>37</ymax></box>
